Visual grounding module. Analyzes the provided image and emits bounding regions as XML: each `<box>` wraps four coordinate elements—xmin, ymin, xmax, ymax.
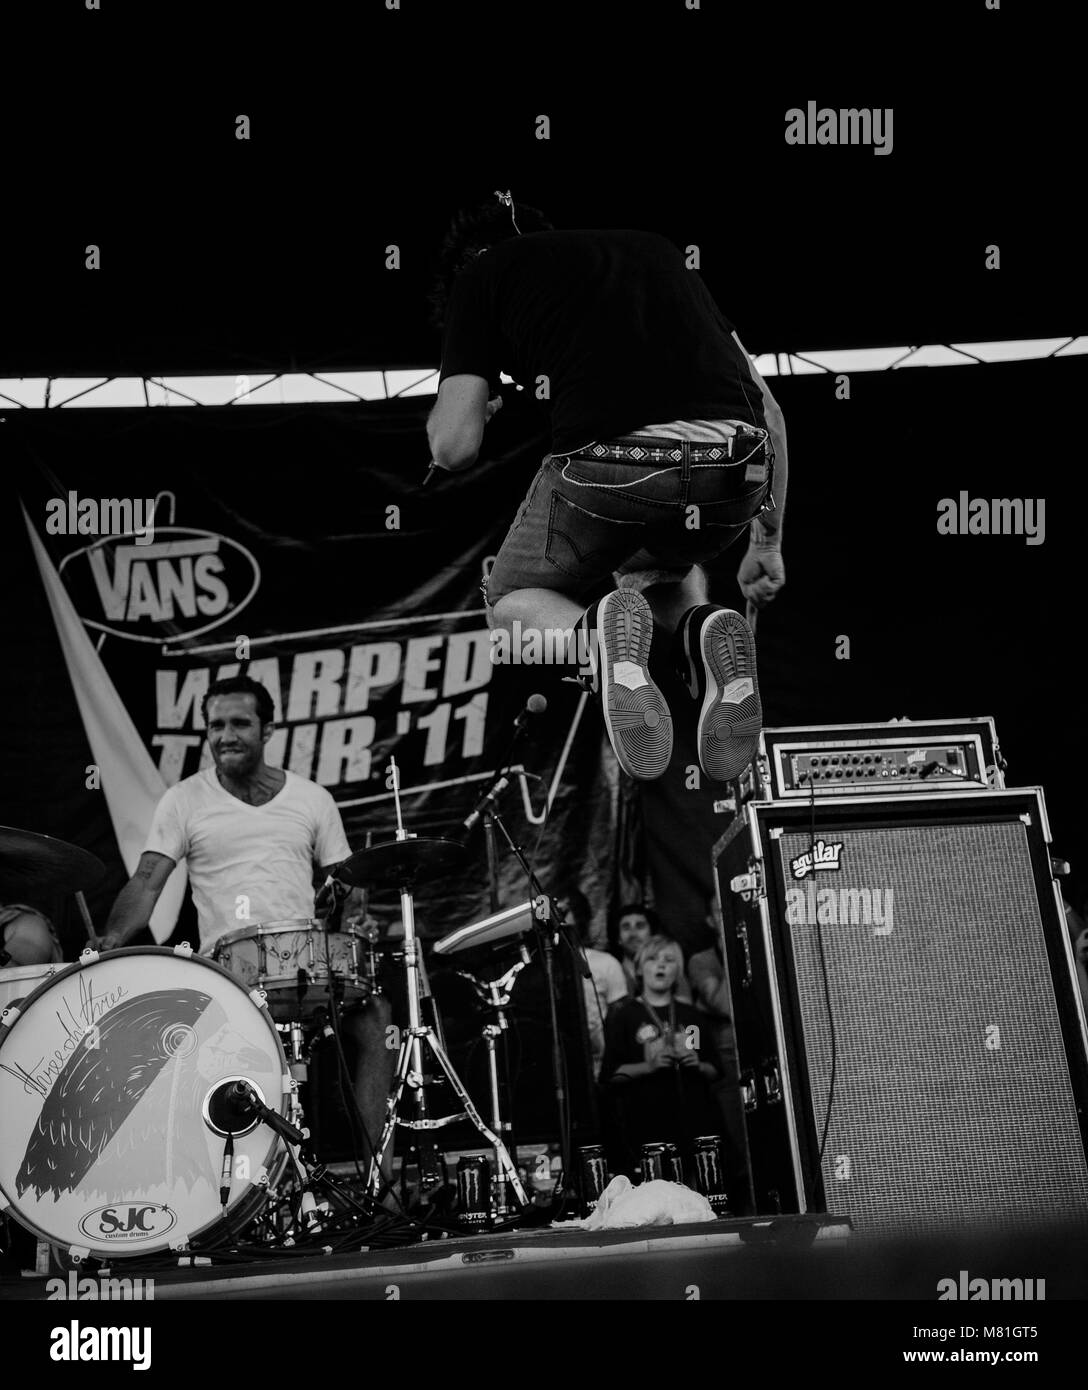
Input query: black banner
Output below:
<box><xmin>2</xmin><ymin>399</ymin><xmax>641</xmax><ymax>952</ymax></box>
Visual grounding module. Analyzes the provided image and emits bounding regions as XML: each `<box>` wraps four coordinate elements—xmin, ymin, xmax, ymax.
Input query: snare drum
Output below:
<box><xmin>0</xmin><ymin>946</ymin><xmax>289</xmax><ymax>1260</ymax></box>
<box><xmin>212</xmin><ymin>920</ymin><xmax>372</xmax><ymax>1022</ymax></box>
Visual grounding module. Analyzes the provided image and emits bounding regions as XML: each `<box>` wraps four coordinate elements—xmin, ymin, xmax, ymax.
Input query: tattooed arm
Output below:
<box><xmin>98</xmin><ymin>851</ymin><xmax>176</xmax><ymax>950</ymax></box>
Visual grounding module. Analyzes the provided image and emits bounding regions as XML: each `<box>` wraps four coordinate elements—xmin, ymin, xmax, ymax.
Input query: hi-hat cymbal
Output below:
<box><xmin>0</xmin><ymin>826</ymin><xmax>106</xmax><ymax>896</ymax></box>
<box><xmin>336</xmin><ymin>837</ymin><xmax>467</xmax><ymax>888</ymax></box>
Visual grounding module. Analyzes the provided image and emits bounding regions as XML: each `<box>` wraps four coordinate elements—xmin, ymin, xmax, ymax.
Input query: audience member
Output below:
<box><xmin>599</xmin><ymin>934</ymin><xmax>724</xmax><ymax>1178</ymax></box>
<box><xmin>556</xmin><ymin>887</ymin><xmax>629</xmax><ymax>1078</ymax></box>
<box><xmin>608</xmin><ymin>902</ymin><xmax>692</xmax><ymax>1001</ymax></box>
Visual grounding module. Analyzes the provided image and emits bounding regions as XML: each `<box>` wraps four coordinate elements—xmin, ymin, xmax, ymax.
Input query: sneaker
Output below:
<box><xmin>676</xmin><ymin>605</ymin><xmax>762</xmax><ymax>783</ymax></box>
<box><xmin>581</xmin><ymin>590</ymin><xmax>673</xmax><ymax>781</ymax></box>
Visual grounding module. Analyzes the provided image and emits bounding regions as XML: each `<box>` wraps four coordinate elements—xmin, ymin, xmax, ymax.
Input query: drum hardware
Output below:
<box><xmin>478</xmin><ymin>958</ymin><xmax>528</xmax><ymax>1218</ymax></box>
<box><xmin>344</xmin><ymin>757</ymin><xmax>528</xmax><ymax>1221</ymax></box>
<box><xmin>469</xmin><ymin>801</ymin><xmax>598</xmax><ymax>1214</ymax></box>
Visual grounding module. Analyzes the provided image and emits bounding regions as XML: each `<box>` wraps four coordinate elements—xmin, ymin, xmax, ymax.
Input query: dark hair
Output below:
<box><xmin>201</xmin><ymin>675</ymin><xmax>275</xmax><ymax>728</ymax></box>
<box><xmin>607</xmin><ymin>901</ymin><xmax>661</xmax><ymax>954</ymax></box>
<box><xmin>428</xmin><ymin>195</ymin><xmax>553</xmax><ymax>330</ymax></box>
<box><xmin>554</xmin><ymin>886</ymin><xmax>592</xmax><ymax>941</ymax></box>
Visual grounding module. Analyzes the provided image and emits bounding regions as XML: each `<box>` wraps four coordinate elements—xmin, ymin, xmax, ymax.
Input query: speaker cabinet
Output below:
<box><xmin>712</xmin><ymin>788</ymin><xmax>1088</xmax><ymax>1235</ymax></box>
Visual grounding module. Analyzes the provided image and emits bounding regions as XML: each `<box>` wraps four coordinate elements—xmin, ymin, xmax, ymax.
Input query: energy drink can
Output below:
<box><xmin>693</xmin><ymin>1135</ymin><xmax>724</xmax><ymax>1195</ymax></box>
<box><xmin>457</xmin><ymin>1155</ymin><xmax>491</xmax><ymax>1226</ymax></box>
<box><xmin>640</xmin><ymin>1142</ymin><xmax>667</xmax><ymax>1184</ymax></box>
<box><xmin>579</xmin><ymin>1145</ymin><xmax>608</xmax><ymax>1209</ymax></box>
<box><xmin>664</xmin><ymin>1143</ymin><xmax>684</xmax><ymax>1185</ymax></box>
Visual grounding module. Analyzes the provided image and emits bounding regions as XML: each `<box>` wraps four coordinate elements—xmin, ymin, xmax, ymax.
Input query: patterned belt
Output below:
<box><xmin>575</xmin><ymin>429</ymin><xmax>767</xmax><ymax>464</ymax></box>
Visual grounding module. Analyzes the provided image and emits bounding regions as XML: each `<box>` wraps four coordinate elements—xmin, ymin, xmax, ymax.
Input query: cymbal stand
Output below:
<box><xmin>366</xmin><ymin>757</ymin><xmax>528</xmax><ymax>1215</ymax></box>
<box><xmin>479</xmin><ymin>957</ymin><xmax>527</xmax><ymax>1217</ymax></box>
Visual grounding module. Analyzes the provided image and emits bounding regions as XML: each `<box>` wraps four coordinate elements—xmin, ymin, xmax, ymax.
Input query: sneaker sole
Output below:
<box><xmin>696</xmin><ymin>609</ymin><xmax>762</xmax><ymax>783</ymax></box>
<box><xmin>596</xmin><ymin>591</ymin><xmax>673</xmax><ymax>781</ymax></box>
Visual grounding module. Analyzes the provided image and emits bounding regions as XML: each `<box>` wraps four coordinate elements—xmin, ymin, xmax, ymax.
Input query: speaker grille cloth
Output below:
<box><xmin>777</xmin><ymin>820</ymin><xmax>1088</xmax><ymax>1235</ymax></box>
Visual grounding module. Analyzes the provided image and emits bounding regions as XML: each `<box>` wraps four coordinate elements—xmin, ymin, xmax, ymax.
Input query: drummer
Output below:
<box><xmin>97</xmin><ymin>674</ymin><xmax>397</xmax><ymax>1186</ymax></box>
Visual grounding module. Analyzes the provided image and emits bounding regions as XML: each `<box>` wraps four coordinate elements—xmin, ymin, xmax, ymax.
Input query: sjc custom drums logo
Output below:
<box><xmin>58</xmin><ymin>524</ymin><xmax>260</xmax><ymax>645</ymax></box>
<box><xmin>79</xmin><ymin>1203</ymin><xmax>177</xmax><ymax>1242</ymax></box>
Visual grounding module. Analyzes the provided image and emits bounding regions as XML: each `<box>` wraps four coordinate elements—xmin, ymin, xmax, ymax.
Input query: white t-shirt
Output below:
<box><xmin>583</xmin><ymin>948</ymin><xmax>629</xmax><ymax>1077</ymax></box>
<box><xmin>144</xmin><ymin>768</ymin><xmax>352</xmax><ymax>955</ymax></box>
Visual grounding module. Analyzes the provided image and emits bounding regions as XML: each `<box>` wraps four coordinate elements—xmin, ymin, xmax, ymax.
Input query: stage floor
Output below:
<box><xmin>4</xmin><ymin>1212</ymin><xmax>1086</xmax><ymax>1301</ymax></box>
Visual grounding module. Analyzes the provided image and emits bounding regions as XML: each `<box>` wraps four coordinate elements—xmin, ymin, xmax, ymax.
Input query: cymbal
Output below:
<box><xmin>433</xmin><ymin>901</ymin><xmax>535</xmax><ymax>956</ymax></box>
<box><xmin>337</xmin><ymin>837</ymin><xmax>467</xmax><ymax>888</ymax></box>
<box><xmin>0</xmin><ymin>826</ymin><xmax>106</xmax><ymax>896</ymax></box>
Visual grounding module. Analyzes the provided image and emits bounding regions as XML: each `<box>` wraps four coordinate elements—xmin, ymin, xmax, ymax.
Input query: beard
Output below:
<box><xmin>213</xmin><ymin>745</ymin><xmax>261</xmax><ymax>778</ymax></box>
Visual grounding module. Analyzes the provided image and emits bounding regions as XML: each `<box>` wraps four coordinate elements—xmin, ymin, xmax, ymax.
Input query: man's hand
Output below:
<box><xmin>484</xmin><ymin>395</ymin><xmax>503</xmax><ymax>422</ymax></box>
<box><xmin>737</xmin><ymin>542</ymin><xmax>786</xmax><ymax>609</ymax></box>
<box><xmin>93</xmin><ymin>933</ymin><xmax>124</xmax><ymax>953</ymax></box>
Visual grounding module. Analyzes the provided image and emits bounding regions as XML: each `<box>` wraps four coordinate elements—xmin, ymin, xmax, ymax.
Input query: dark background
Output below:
<box><xmin>2</xmin><ymin>2</ymin><xmax>1078</xmax><ymax>373</ymax></box>
<box><xmin>1</xmin><ymin>3</ymin><xmax>1084</xmax><ymax>920</ymax></box>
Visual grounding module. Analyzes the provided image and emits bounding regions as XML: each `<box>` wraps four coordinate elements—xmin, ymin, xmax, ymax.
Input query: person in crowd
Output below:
<box><xmin>599</xmin><ymin>934</ymin><xmax>724</xmax><ymax>1177</ymax></box>
<box><xmin>555</xmin><ymin>886</ymin><xmax>629</xmax><ymax>1078</ymax></box>
<box><xmin>608</xmin><ymin>901</ymin><xmax>692</xmax><ymax>1001</ymax></box>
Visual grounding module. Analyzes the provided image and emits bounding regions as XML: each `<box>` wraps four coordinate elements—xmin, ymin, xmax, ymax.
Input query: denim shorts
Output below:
<box><xmin>483</xmin><ymin>428</ymin><xmax>774</xmax><ymax>618</ymax></box>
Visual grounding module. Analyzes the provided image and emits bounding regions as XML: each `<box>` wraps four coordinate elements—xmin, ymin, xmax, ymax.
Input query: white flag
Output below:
<box><xmin>22</xmin><ymin>503</ymin><xmax>187</xmax><ymax>941</ymax></box>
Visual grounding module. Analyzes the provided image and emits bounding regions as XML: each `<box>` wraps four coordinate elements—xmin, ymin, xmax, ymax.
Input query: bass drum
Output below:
<box><xmin>0</xmin><ymin>962</ymin><xmax>63</xmax><ymax>1020</ymax></box>
<box><xmin>0</xmin><ymin>946</ymin><xmax>288</xmax><ymax>1260</ymax></box>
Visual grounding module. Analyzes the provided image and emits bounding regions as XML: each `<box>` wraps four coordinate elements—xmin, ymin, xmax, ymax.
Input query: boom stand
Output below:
<box><xmin>486</xmin><ymin>805</ymin><xmax>598</xmax><ymax>1210</ymax></box>
<box><xmin>365</xmin><ymin>758</ymin><xmax>528</xmax><ymax>1215</ymax></box>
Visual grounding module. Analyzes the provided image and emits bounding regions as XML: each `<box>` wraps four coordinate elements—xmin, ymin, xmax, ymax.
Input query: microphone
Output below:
<box><xmin>225</xmin><ymin>1079</ymin><xmax>259</xmax><ymax>1112</ymax></box>
<box><xmin>462</xmin><ymin>694</ymin><xmax>546</xmax><ymax>831</ymax></box>
<box><xmin>463</xmin><ymin>776</ymin><xmax>510</xmax><ymax>831</ymax></box>
<box><xmin>219</xmin><ymin>1133</ymin><xmax>235</xmax><ymax>1207</ymax></box>
<box><xmin>513</xmin><ymin>693</ymin><xmax>548</xmax><ymax>730</ymax></box>
<box><xmin>228</xmin><ymin>1078</ymin><xmax>307</xmax><ymax>1146</ymax></box>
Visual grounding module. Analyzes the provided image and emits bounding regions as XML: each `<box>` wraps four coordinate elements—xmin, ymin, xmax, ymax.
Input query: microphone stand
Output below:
<box><xmin>485</xmin><ymin>805</ymin><xmax>594</xmax><ymax>1213</ymax></box>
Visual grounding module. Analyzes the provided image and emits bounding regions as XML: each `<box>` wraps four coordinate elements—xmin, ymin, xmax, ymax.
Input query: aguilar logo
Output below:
<box><xmin>790</xmin><ymin>839</ymin><xmax>844</xmax><ymax>879</ymax></box>
<box><xmin>78</xmin><ymin>1204</ymin><xmax>177</xmax><ymax>1242</ymax></box>
<box><xmin>58</xmin><ymin>526</ymin><xmax>260</xmax><ymax>644</ymax></box>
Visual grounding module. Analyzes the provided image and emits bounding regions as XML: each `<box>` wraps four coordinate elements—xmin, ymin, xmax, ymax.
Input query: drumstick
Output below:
<box><xmin>74</xmin><ymin>890</ymin><xmax>96</xmax><ymax>942</ymax></box>
<box><xmin>358</xmin><ymin>829</ymin><xmax>372</xmax><ymax>926</ymax></box>
<box><xmin>745</xmin><ymin>598</ymin><xmax>758</xmax><ymax>637</ymax></box>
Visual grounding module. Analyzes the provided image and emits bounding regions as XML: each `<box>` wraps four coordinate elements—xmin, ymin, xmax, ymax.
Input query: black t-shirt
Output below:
<box><xmin>599</xmin><ymin>996</ymin><xmax>723</xmax><ymax>1084</ymax></box>
<box><xmin>439</xmin><ymin>229</ymin><xmax>767</xmax><ymax>455</ymax></box>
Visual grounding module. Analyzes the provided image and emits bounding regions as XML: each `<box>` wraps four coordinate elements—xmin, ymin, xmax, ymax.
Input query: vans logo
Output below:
<box><xmin>59</xmin><ymin>527</ymin><xmax>260</xmax><ymax>644</ymax></box>
<box><xmin>77</xmin><ymin>1202</ymin><xmax>177</xmax><ymax>1241</ymax></box>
